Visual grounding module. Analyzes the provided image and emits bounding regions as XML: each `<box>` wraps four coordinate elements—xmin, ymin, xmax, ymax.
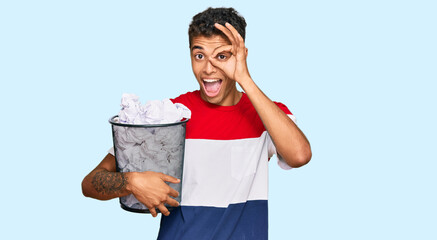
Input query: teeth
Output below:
<box><xmin>203</xmin><ymin>79</ymin><xmax>220</xmax><ymax>83</ymax></box>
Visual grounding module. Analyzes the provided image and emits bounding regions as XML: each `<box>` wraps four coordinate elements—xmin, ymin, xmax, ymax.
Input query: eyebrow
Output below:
<box><xmin>191</xmin><ymin>45</ymin><xmax>203</xmax><ymax>51</ymax></box>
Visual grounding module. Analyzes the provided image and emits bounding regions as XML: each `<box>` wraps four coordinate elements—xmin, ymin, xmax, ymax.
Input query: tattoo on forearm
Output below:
<box><xmin>92</xmin><ymin>170</ymin><xmax>128</xmax><ymax>195</ymax></box>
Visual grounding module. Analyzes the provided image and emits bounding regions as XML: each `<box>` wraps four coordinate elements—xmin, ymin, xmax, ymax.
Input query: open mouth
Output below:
<box><xmin>202</xmin><ymin>78</ymin><xmax>222</xmax><ymax>97</ymax></box>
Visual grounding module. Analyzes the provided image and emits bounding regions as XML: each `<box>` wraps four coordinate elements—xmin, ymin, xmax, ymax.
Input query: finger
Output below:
<box><xmin>211</xmin><ymin>45</ymin><xmax>233</xmax><ymax>59</ymax></box>
<box><xmin>225</xmin><ymin>23</ymin><xmax>244</xmax><ymax>44</ymax></box>
<box><xmin>214</xmin><ymin>23</ymin><xmax>236</xmax><ymax>45</ymax></box>
<box><xmin>160</xmin><ymin>173</ymin><xmax>180</xmax><ymax>184</ymax></box>
<box><xmin>209</xmin><ymin>54</ymin><xmax>237</xmax><ymax>74</ymax></box>
<box><xmin>166</xmin><ymin>197</ymin><xmax>180</xmax><ymax>207</ymax></box>
<box><xmin>157</xmin><ymin>204</ymin><xmax>170</xmax><ymax>216</ymax></box>
<box><xmin>225</xmin><ymin>22</ymin><xmax>245</xmax><ymax>52</ymax></box>
<box><xmin>168</xmin><ymin>187</ymin><xmax>179</xmax><ymax>198</ymax></box>
<box><xmin>148</xmin><ymin>206</ymin><xmax>158</xmax><ymax>217</ymax></box>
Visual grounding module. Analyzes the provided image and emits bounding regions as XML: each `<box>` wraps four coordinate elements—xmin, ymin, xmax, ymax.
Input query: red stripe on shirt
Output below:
<box><xmin>171</xmin><ymin>91</ymin><xmax>292</xmax><ymax>140</ymax></box>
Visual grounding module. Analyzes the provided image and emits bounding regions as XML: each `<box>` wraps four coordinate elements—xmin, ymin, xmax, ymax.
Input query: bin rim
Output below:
<box><xmin>109</xmin><ymin>115</ymin><xmax>189</xmax><ymax>128</ymax></box>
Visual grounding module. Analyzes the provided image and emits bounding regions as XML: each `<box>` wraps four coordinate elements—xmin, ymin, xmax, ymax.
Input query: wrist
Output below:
<box><xmin>238</xmin><ymin>76</ymin><xmax>257</xmax><ymax>93</ymax></box>
<box><xmin>124</xmin><ymin>172</ymin><xmax>137</xmax><ymax>194</ymax></box>
<box><xmin>237</xmin><ymin>75</ymin><xmax>252</xmax><ymax>87</ymax></box>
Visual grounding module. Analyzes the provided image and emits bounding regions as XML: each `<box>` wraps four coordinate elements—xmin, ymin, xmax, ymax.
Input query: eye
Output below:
<box><xmin>216</xmin><ymin>52</ymin><xmax>231</xmax><ymax>61</ymax></box>
<box><xmin>194</xmin><ymin>53</ymin><xmax>204</xmax><ymax>60</ymax></box>
<box><xmin>217</xmin><ymin>54</ymin><xmax>226</xmax><ymax>60</ymax></box>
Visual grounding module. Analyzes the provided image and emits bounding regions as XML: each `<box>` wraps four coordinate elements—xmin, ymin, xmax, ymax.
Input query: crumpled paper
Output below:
<box><xmin>118</xmin><ymin>93</ymin><xmax>191</xmax><ymax>124</ymax></box>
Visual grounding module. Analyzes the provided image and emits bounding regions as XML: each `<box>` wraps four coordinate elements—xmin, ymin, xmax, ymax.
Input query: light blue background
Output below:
<box><xmin>1</xmin><ymin>0</ymin><xmax>436</xmax><ymax>239</ymax></box>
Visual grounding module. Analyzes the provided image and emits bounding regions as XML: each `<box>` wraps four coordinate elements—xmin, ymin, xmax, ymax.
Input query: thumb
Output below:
<box><xmin>160</xmin><ymin>173</ymin><xmax>180</xmax><ymax>184</ymax></box>
<box><xmin>208</xmin><ymin>59</ymin><xmax>224</xmax><ymax>72</ymax></box>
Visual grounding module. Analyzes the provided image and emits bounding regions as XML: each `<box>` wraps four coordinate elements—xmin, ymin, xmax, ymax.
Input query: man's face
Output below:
<box><xmin>190</xmin><ymin>35</ymin><xmax>239</xmax><ymax>106</ymax></box>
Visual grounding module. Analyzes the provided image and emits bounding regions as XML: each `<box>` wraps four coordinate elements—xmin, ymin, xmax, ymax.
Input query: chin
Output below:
<box><xmin>201</xmin><ymin>91</ymin><xmax>222</xmax><ymax>104</ymax></box>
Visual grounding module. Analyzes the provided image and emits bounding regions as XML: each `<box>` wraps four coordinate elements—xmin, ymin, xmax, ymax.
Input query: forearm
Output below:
<box><xmin>239</xmin><ymin>77</ymin><xmax>312</xmax><ymax>167</ymax></box>
<box><xmin>82</xmin><ymin>169</ymin><xmax>134</xmax><ymax>200</ymax></box>
<box><xmin>82</xmin><ymin>153</ymin><xmax>181</xmax><ymax>216</ymax></box>
<box><xmin>82</xmin><ymin>154</ymin><xmax>134</xmax><ymax>200</ymax></box>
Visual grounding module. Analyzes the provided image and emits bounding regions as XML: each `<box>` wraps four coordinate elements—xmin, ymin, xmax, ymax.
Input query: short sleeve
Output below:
<box><xmin>108</xmin><ymin>147</ymin><xmax>115</xmax><ymax>156</ymax></box>
<box><xmin>274</xmin><ymin>101</ymin><xmax>292</xmax><ymax>115</ymax></box>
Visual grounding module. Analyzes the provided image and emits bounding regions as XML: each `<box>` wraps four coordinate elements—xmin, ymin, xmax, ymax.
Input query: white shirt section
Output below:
<box><xmin>108</xmin><ymin>147</ymin><xmax>114</xmax><ymax>156</ymax></box>
<box><xmin>267</xmin><ymin>114</ymin><xmax>297</xmax><ymax>170</ymax></box>
<box><xmin>181</xmin><ymin>132</ymin><xmax>271</xmax><ymax>208</ymax></box>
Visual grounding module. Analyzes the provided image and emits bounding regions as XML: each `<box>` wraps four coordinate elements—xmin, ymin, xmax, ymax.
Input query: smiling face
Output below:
<box><xmin>190</xmin><ymin>35</ymin><xmax>241</xmax><ymax>106</ymax></box>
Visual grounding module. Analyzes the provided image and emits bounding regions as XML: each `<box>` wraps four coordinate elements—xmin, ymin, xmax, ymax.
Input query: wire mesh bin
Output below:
<box><xmin>109</xmin><ymin>115</ymin><xmax>188</xmax><ymax>213</ymax></box>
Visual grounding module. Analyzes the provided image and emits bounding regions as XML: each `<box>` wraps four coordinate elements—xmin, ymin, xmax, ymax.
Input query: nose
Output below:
<box><xmin>203</xmin><ymin>59</ymin><xmax>216</xmax><ymax>75</ymax></box>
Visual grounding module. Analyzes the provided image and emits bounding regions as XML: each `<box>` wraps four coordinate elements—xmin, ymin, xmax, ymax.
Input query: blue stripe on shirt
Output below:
<box><xmin>157</xmin><ymin>200</ymin><xmax>268</xmax><ymax>240</ymax></box>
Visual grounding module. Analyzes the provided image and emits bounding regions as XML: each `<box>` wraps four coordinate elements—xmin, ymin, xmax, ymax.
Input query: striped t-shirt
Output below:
<box><xmin>157</xmin><ymin>91</ymin><xmax>294</xmax><ymax>239</ymax></box>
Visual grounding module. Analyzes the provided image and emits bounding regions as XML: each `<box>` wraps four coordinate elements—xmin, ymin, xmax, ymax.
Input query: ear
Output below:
<box><xmin>245</xmin><ymin>47</ymin><xmax>248</xmax><ymax>56</ymax></box>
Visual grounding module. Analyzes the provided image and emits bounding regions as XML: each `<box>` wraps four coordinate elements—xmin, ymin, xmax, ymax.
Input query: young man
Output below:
<box><xmin>82</xmin><ymin>7</ymin><xmax>311</xmax><ymax>239</ymax></box>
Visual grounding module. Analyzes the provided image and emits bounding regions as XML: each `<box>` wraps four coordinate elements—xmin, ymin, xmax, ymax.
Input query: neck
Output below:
<box><xmin>221</xmin><ymin>89</ymin><xmax>242</xmax><ymax>106</ymax></box>
<box><xmin>231</xmin><ymin>91</ymin><xmax>243</xmax><ymax>105</ymax></box>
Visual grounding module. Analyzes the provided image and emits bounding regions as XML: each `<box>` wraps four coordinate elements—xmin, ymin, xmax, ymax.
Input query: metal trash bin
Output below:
<box><xmin>109</xmin><ymin>115</ymin><xmax>188</xmax><ymax>213</ymax></box>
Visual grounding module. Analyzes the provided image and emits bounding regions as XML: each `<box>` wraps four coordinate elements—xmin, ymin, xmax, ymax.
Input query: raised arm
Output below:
<box><xmin>240</xmin><ymin>85</ymin><xmax>312</xmax><ymax>167</ymax></box>
<box><xmin>81</xmin><ymin>153</ymin><xmax>180</xmax><ymax>217</ymax></box>
<box><xmin>212</xmin><ymin>23</ymin><xmax>312</xmax><ymax>167</ymax></box>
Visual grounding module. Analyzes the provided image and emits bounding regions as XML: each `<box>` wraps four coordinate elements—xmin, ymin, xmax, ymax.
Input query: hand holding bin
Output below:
<box><xmin>109</xmin><ymin>115</ymin><xmax>188</xmax><ymax>213</ymax></box>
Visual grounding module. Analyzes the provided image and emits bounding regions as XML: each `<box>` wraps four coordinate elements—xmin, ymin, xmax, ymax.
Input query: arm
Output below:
<box><xmin>81</xmin><ymin>153</ymin><xmax>180</xmax><ymax>217</ymax></box>
<box><xmin>239</xmin><ymin>82</ymin><xmax>312</xmax><ymax>167</ymax></box>
<box><xmin>213</xmin><ymin>23</ymin><xmax>312</xmax><ymax>167</ymax></box>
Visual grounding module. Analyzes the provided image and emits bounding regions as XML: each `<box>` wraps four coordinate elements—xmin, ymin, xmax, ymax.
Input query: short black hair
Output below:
<box><xmin>188</xmin><ymin>7</ymin><xmax>247</xmax><ymax>47</ymax></box>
